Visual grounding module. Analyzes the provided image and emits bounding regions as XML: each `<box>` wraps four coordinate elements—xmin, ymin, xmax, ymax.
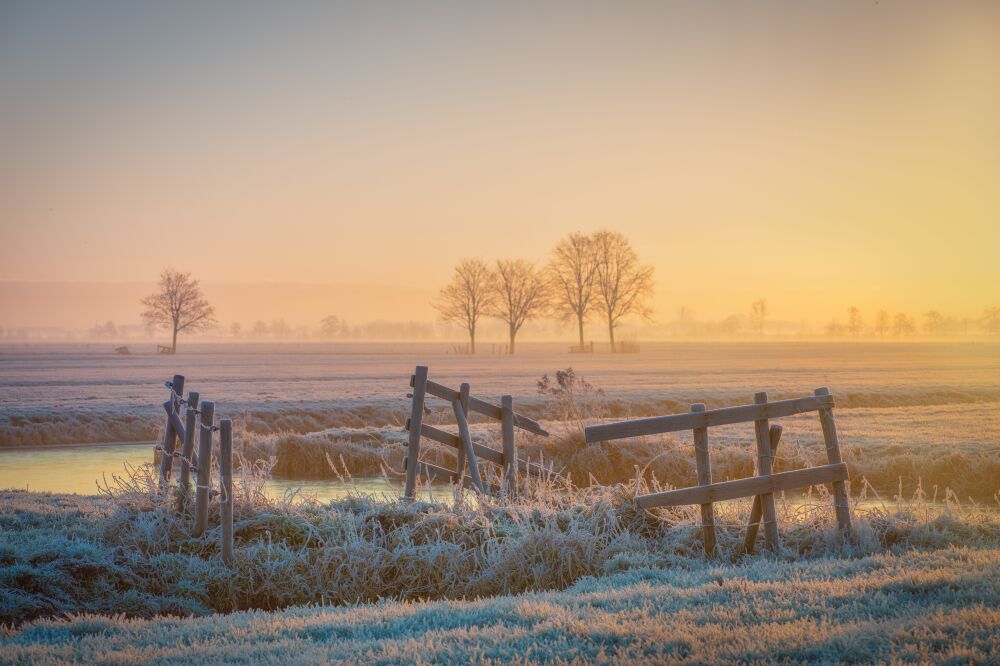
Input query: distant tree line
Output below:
<box><xmin>821</xmin><ymin>306</ymin><xmax>1000</xmax><ymax>339</ymax></box>
<box><xmin>434</xmin><ymin>230</ymin><xmax>655</xmax><ymax>354</ymax></box>
<box><xmin>58</xmin><ymin>264</ymin><xmax>986</xmax><ymax>350</ymax></box>
<box><xmin>646</xmin><ymin>301</ymin><xmax>1000</xmax><ymax>340</ymax></box>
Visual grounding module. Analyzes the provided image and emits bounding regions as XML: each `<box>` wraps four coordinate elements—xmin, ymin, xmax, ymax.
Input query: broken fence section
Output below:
<box><xmin>154</xmin><ymin>374</ymin><xmax>235</xmax><ymax>565</ymax></box>
<box><xmin>403</xmin><ymin>365</ymin><xmax>550</xmax><ymax>500</ymax></box>
<box><xmin>585</xmin><ymin>387</ymin><xmax>852</xmax><ymax>557</ymax></box>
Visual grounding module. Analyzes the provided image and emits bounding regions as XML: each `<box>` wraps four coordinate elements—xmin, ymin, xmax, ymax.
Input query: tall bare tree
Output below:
<box><xmin>592</xmin><ymin>230</ymin><xmax>654</xmax><ymax>352</ymax></box>
<box><xmin>749</xmin><ymin>299</ymin><xmax>769</xmax><ymax>336</ymax></box>
<box><xmin>490</xmin><ymin>259</ymin><xmax>548</xmax><ymax>354</ymax></box>
<box><xmin>141</xmin><ymin>269</ymin><xmax>215</xmax><ymax>353</ymax></box>
<box><xmin>547</xmin><ymin>232</ymin><xmax>599</xmax><ymax>346</ymax></box>
<box><xmin>434</xmin><ymin>259</ymin><xmax>495</xmax><ymax>354</ymax></box>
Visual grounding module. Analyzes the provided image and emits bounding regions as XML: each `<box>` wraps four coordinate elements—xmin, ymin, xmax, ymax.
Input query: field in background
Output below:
<box><xmin>3</xmin><ymin>341</ymin><xmax>999</xmax><ymax>445</ymax></box>
<box><xmin>2</xmin><ymin>341</ymin><xmax>997</xmax><ymax>502</ymax></box>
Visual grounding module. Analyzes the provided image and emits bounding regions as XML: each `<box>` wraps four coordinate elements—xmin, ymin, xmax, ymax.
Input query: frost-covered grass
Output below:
<box><xmin>1</xmin><ymin>543</ymin><xmax>997</xmax><ymax>664</ymax></box>
<box><xmin>2</xmin><ymin>455</ymin><xmax>998</xmax><ymax>629</ymax></box>
<box><xmin>2</xmin><ymin>344</ymin><xmax>998</xmax><ymax>661</ymax></box>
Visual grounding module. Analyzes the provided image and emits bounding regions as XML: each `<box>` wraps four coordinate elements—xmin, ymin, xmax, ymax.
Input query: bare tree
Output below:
<box><xmin>592</xmin><ymin>230</ymin><xmax>654</xmax><ymax>352</ymax></box>
<box><xmin>251</xmin><ymin>320</ymin><xmax>269</xmax><ymax>339</ymax></box>
<box><xmin>434</xmin><ymin>259</ymin><xmax>495</xmax><ymax>354</ymax></box>
<box><xmin>89</xmin><ymin>321</ymin><xmax>119</xmax><ymax>339</ymax></box>
<box><xmin>847</xmin><ymin>306</ymin><xmax>864</xmax><ymax>338</ymax></box>
<box><xmin>982</xmin><ymin>306</ymin><xmax>1000</xmax><ymax>336</ymax></box>
<box><xmin>320</xmin><ymin>314</ymin><xmax>345</xmax><ymax>338</ymax></box>
<box><xmin>923</xmin><ymin>310</ymin><xmax>945</xmax><ymax>336</ymax></box>
<box><xmin>547</xmin><ymin>232</ymin><xmax>599</xmax><ymax>347</ymax></box>
<box><xmin>874</xmin><ymin>310</ymin><xmax>890</xmax><ymax>338</ymax></box>
<box><xmin>140</xmin><ymin>269</ymin><xmax>215</xmax><ymax>354</ymax></box>
<box><xmin>271</xmin><ymin>319</ymin><xmax>291</xmax><ymax>339</ymax></box>
<box><xmin>892</xmin><ymin>312</ymin><xmax>915</xmax><ymax>337</ymax></box>
<box><xmin>749</xmin><ymin>299</ymin><xmax>768</xmax><ymax>336</ymax></box>
<box><xmin>490</xmin><ymin>259</ymin><xmax>548</xmax><ymax>354</ymax></box>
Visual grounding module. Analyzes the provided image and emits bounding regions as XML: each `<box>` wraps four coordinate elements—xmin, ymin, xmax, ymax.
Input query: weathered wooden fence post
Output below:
<box><xmin>691</xmin><ymin>403</ymin><xmax>716</xmax><ymax>557</ymax></box>
<box><xmin>740</xmin><ymin>424</ymin><xmax>783</xmax><ymax>556</ymax></box>
<box><xmin>753</xmin><ymin>392</ymin><xmax>781</xmax><ymax>553</ymax></box>
<box><xmin>219</xmin><ymin>418</ymin><xmax>234</xmax><ymax>565</ymax></box>
<box><xmin>454</xmin><ymin>383</ymin><xmax>468</xmax><ymax>486</ymax></box>
<box><xmin>501</xmin><ymin>395</ymin><xmax>517</xmax><ymax>497</ymax></box>
<box><xmin>158</xmin><ymin>374</ymin><xmax>185</xmax><ymax>484</ymax></box>
<box><xmin>815</xmin><ymin>387</ymin><xmax>853</xmax><ymax>538</ymax></box>
<box><xmin>403</xmin><ymin>366</ymin><xmax>428</xmax><ymax>500</ymax></box>
<box><xmin>193</xmin><ymin>400</ymin><xmax>215</xmax><ymax>536</ymax></box>
<box><xmin>453</xmin><ymin>383</ymin><xmax>485</xmax><ymax>494</ymax></box>
<box><xmin>177</xmin><ymin>391</ymin><xmax>200</xmax><ymax>509</ymax></box>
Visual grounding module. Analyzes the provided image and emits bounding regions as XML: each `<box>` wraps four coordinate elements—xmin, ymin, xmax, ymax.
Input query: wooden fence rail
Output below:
<box><xmin>154</xmin><ymin>376</ymin><xmax>234</xmax><ymax>563</ymax></box>
<box><xmin>403</xmin><ymin>365</ymin><xmax>549</xmax><ymax>500</ymax></box>
<box><xmin>585</xmin><ymin>387</ymin><xmax>852</xmax><ymax>556</ymax></box>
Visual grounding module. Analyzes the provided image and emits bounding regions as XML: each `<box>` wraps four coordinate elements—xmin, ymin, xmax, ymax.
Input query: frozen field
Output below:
<box><xmin>3</xmin><ymin>341</ymin><xmax>998</xmax><ymax>443</ymax></box>
<box><xmin>2</xmin><ymin>341</ymin><xmax>998</xmax><ymax>500</ymax></box>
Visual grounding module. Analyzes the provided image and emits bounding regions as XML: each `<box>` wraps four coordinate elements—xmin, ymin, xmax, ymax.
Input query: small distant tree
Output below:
<box><xmin>982</xmin><ymin>306</ymin><xmax>1000</xmax><ymax>336</ymax></box>
<box><xmin>892</xmin><ymin>312</ymin><xmax>916</xmax><ymax>337</ymax></box>
<box><xmin>251</xmin><ymin>320</ymin><xmax>269</xmax><ymax>338</ymax></box>
<box><xmin>229</xmin><ymin>322</ymin><xmax>242</xmax><ymax>339</ymax></box>
<box><xmin>320</xmin><ymin>315</ymin><xmax>345</xmax><ymax>338</ymax></box>
<box><xmin>592</xmin><ymin>230</ymin><xmax>654</xmax><ymax>352</ymax></box>
<box><xmin>749</xmin><ymin>299</ymin><xmax>768</xmax><ymax>336</ymax></box>
<box><xmin>434</xmin><ymin>259</ymin><xmax>495</xmax><ymax>354</ymax></box>
<box><xmin>676</xmin><ymin>306</ymin><xmax>695</xmax><ymax>337</ymax></box>
<box><xmin>874</xmin><ymin>310</ymin><xmax>890</xmax><ymax>338</ymax></box>
<box><xmin>547</xmin><ymin>232</ymin><xmax>599</xmax><ymax>347</ymax></box>
<box><xmin>89</xmin><ymin>321</ymin><xmax>118</xmax><ymax>339</ymax></box>
<box><xmin>141</xmin><ymin>269</ymin><xmax>215</xmax><ymax>354</ymax></box>
<box><xmin>923</xmin><ymin>310</ymin><xmax>945</xmax><ymax>336</ymax></box>
<box><xmin>271</xmin><ymin>319</ymin><xmax>290</xmax><ymax>339</ymax></box>
<box><xmin>718</xmin><ymin>314</ymin><xmax>742</xmax><ymax>336</ymax></box>
<box><xmin>847</xmin><ymin>307</ymin><xmax>864</xmax><ymax>338</ymax></box>
<box><xmin>825</xmin><ymin>319</ymin><xmax>845</xmax><ymax>337</ymax></box>
<box><xmin>490</xmin><ymin>259</ymin><xmax>549</xmax><ymax>355</ymax></box>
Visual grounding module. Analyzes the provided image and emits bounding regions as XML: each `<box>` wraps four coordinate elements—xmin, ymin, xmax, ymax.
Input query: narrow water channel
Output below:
<box><xmin>0</xmin><ymin>443</ymin><xmax>402</xmax><ymax>502</ymax></box>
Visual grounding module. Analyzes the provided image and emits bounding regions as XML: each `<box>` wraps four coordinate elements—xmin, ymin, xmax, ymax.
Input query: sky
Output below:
<box><xmin>1</xmin><ymin>1</ymin><xmax>998</xmax><ymax>331</ymax></box>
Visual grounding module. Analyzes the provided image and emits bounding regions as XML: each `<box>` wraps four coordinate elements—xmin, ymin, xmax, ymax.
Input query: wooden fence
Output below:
<box><xmin>403</xmin><ymin>365</ymin><xmax>549</xmax><ymax>499</ymax></box>
<box><xmin>585</xmin><ymin>387</ymin><xmax>852</xmax><ymax>556</ymax></box>
<box><xmin>155</xmin><ymin>374</ymin><xmax>234</xmax><ymax>564</ymax></box>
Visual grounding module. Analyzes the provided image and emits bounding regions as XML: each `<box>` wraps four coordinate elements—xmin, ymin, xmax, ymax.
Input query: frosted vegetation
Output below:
<box><xmin>1</xmin><ymin>465</ymin><xmax>998</xmax><ymax>662</ymax></box>
<box><xmin>1</xmin><ymin>342</ymin><xmax>998</xmax><ymax>661</ymax></box>
<box><xmin>2</xmin><ymin>549</ymin><xmax>997</xmax><ymax>664</ymax></box>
